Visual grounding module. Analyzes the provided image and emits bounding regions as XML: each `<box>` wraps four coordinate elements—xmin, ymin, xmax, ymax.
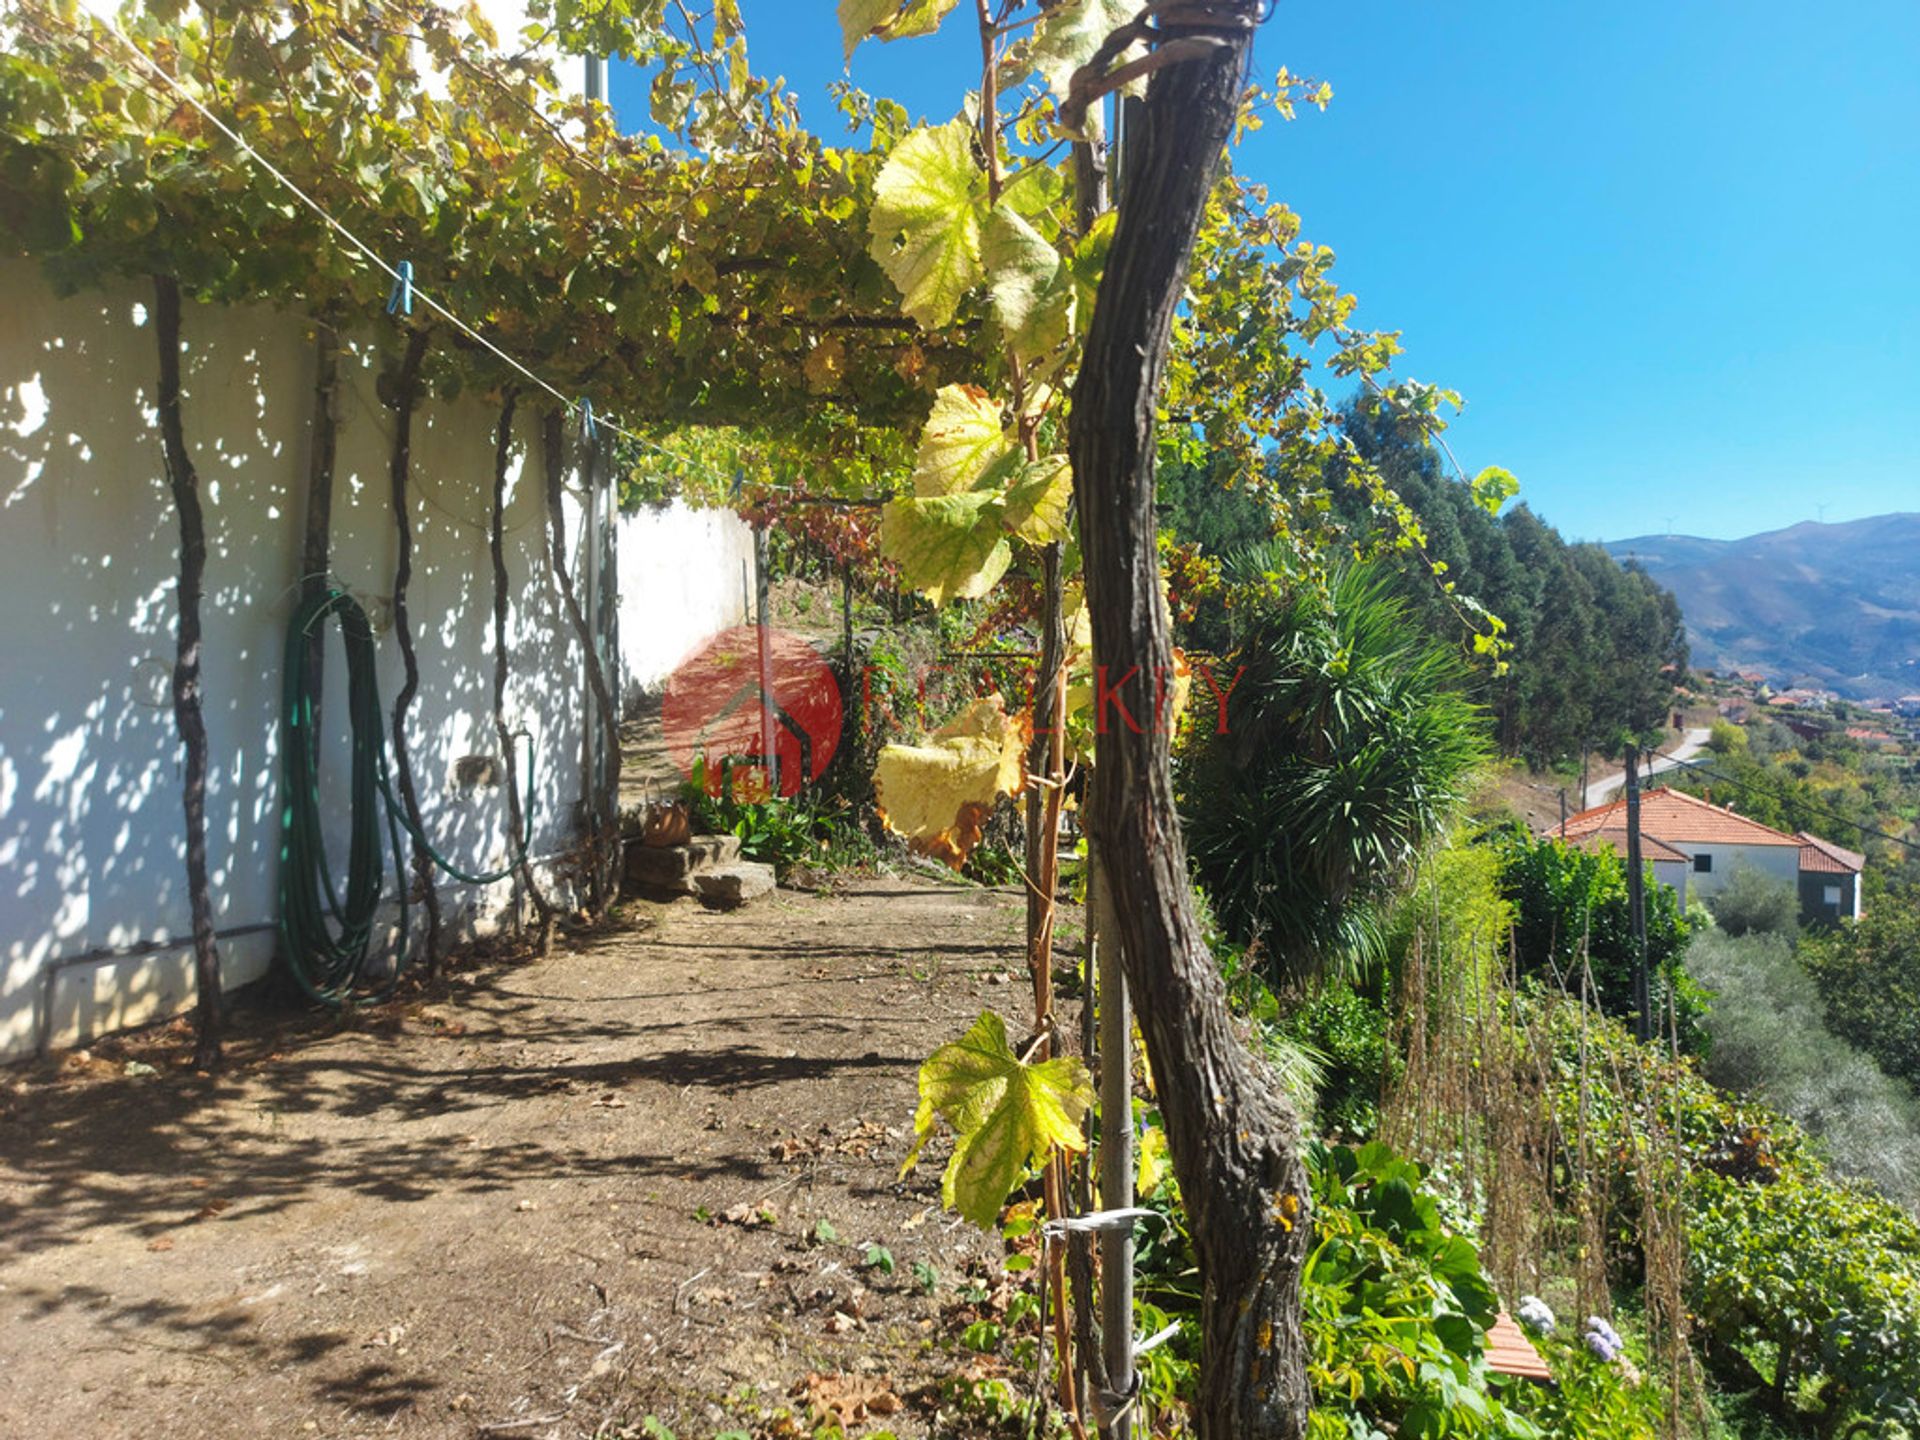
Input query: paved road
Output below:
<box><xmin>1583</xmin><ymin>727</ymin><xmax>1713</xmax><ymax>809</ymax></box>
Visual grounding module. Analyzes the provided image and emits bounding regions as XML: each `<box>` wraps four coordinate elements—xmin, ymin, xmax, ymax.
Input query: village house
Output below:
<box><xmin>1557</xmin><ymin>787</ymin><xmax>1865</xmax><ymax>924</ymax></box>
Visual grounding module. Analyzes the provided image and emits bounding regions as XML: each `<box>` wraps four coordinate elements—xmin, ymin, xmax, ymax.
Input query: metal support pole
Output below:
<box><xmin>1091</xmin><ymin>823</ymin><xmax>1134</xmax><ymax>1440</ymax></box>
<box><xmin>1625</xmin><ymin>744</ymin><xmax>1651</xmax><ymax>1040</ymax></box>
<box><xmin>754</xmin><ymin>520</ymin><xmax>777</xmax><ymax>796</ymax></box>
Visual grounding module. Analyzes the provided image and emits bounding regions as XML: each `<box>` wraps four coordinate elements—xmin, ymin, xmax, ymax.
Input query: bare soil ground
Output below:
<box><xmin>0</xmin><ymin>879</ymin><xmax>1067</xmax><ymax>1440</ymax></box>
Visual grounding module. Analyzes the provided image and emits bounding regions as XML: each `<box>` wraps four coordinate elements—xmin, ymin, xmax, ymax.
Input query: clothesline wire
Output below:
<box><xmin>86</xmin><ymin>12</ymin><xmax>825</xmax><ymax>501</ymax></box>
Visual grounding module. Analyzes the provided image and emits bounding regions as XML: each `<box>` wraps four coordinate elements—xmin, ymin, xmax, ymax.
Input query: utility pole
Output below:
<box><xmin>754</xmin><ymin>519</ymin><xmax>778</xmax><ymax>797</ymax></box>
<box><xmin>1624</xmin><ymin>744</ymin><xmax>1651</xmax><ymax>1041</ymax></box>
<box><xmin>1558</xmin><ymin>788</ymin><xmax>1567</xmax><ymax>837</ymax></box>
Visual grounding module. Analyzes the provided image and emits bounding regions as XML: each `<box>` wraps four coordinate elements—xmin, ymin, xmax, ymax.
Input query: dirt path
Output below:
<box><xmin>0</xmin><ymin>880</ymin><xmax>1062</xmax><ymax>1439</ymax></box>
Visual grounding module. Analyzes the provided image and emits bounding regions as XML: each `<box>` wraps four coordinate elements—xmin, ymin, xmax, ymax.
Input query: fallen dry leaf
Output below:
<box><xmin>147</xmin><ymin>1237</ymin><xmax>174</xmax><ymax>1252</ymax></box>
<box><xmin>792</xmin><ymin>1371</ymin><xmax>900</xmax><ymax>1429</ymax></box>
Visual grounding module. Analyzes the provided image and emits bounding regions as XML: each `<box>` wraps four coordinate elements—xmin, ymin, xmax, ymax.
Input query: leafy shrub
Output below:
<box><xmin>1533</xmin><ymin>998</ymin><xmax>1920</xmax><ymax>1437</ymax></box>
<box><xmin>1133</xmin><ymin>1130</ymin><xmax>1659</xmax><ymax>1439</ymax></box>
<box><xmin>1277</xmin><ymin>983</ymin><xmax>1394</xmax><ymax>1139</ymax></box>
<box><xmin>1183</xmin><ymin>561</ymin><xmax>1488</xmax><ymax>983</ymax></box>
<box><xmin>1801</xmin><ymin>899</ymin><xmax>1920</xmax><ymax>1095</ymax></box>
<box><xmin>1688</xmin><ymin>929</ymin><xmax>1920</xmax><ymax>1207</ymax></box>
<box><xmin>1496</xmin><ymin>827</ymin><xmax>1707</xmax><ymax>1052</ymax></box>
<box><xmin>1303</xmin><ymin>1141</ymin><xmax>1660</xmax><ymax>1440</ymax></box>
<box><xmin>682</xmin><ymin>755</ymin><xmax>873</xmax><ymax>876</ymax></box>
<box><xmin>1690</xmin><ymin>1170</ymin><xmax>1920</xmax><ymax>1437</ymax></box>
<box><xmin>1708</xmin><ymin>862</ymin><xmax>1799</xmax><ymax>940</ymax></box>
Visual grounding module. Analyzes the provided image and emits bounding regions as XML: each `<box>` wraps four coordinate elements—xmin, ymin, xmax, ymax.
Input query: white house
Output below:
<box><xmin>1557</xmin><ymin>786</ymin><xmax>1863</xmax><ymax>924</ymax></box>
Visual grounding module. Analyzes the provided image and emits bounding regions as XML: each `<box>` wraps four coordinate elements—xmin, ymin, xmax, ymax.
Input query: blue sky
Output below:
<box><xmin>613</xmin><ymin>2</ymin><xmax>1919</xmax><ymax>543</ymax></box>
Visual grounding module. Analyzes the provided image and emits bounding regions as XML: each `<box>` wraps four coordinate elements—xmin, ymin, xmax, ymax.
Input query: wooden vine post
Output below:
<box><xmin>151</xmin><ymin>274</ymin><xmax>223</xmax><ymax>1070</ymax></box>
<box><xmin>1067</xmin><ymin>5</ymin><xmax>1314</xmax><ymax>1436</ymax></box>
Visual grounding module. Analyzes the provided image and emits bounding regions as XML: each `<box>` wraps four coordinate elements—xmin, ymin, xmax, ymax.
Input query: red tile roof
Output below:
<box><xmin>1562</xmin><ymin>787</ymin><xmax>1798</xmax><ymax>849</ymax></box>
<box><xmin>1569</xmin><ymin>827</ymin><xmax>1691</xmax><ymax>865</ymax></box>
<box><xmin>1797</xmin><ymin>832</ymin><xmax>1865</xmax><ymax>874</ymax></box>
<box><xmin>1485</xmin><ymin>1312</ymin><xmax>1553</xmax><ymax>1382</ymax></box>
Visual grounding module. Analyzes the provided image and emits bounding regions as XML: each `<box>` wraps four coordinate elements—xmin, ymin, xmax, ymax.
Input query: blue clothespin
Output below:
<box><xmin>578</xmin><ymin>397</ymin><xmax>596</xmax><ymax>443</ymax></box>
<box><xmin>386</xmin><ymin>260</ymin><xmax>414</xmax><ymax>316</ymax></box>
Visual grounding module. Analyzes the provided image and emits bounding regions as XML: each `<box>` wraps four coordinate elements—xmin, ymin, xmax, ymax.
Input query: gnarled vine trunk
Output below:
<box><xmin>490</xmin><ymin>391</ymin><xmax>556</xmax><ymax>951</ymax></box>
<box><xmin>152</xmin><ymin>275</ymin><xmax>223</xmax><ymax>1071</ymax></box>
<box><xmin>1066</xmin><ymin>13</ymin><xmax>1313</xmax><ymax>1438</ymax></box>
<box><xmin>541</xmin><ymin>410</ymin><xmax>621</xmax><ymax>917</ymax></box>
<box><xmin>385</xmin><ymin>330</ymin><xmax>441</xmax><ymax>971</ymax></box>
<box><xmin>298</xmin><ymin>324</ymin><xmax>340</xmax><ymax>712</ymax></box>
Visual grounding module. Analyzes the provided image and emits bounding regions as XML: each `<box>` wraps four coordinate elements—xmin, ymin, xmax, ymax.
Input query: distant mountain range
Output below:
<box><xmin>1605</xmin><ymin>514</ymin><xmax>1920</xmax><ymax>700</ymax></box>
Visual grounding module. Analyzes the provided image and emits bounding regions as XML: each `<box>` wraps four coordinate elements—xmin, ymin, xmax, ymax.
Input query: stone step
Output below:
<box><xmin>692</xmin><ymin>861</ymin><xmax>777</xmax><ymax>909</ymax></box>
<box><xmin>622</xmin><ymin>833</ymin><xmax>745</xmax><ymax>896</ymax></box>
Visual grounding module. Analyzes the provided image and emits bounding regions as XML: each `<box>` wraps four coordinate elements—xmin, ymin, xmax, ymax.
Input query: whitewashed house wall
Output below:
<box><xmin>0</xmin><ymin>263</ymin><xmax>618</xmax><ymax>1062</ymax></box>
<box><xmin>616</xmin><ymin>501</ymin><xmax>756</xmax><ymax>700</ymax></box>
<box><xmin>1680</xmin><ymin>840</ymin><xmax>1800</xmax><ymax>900</ymax></box>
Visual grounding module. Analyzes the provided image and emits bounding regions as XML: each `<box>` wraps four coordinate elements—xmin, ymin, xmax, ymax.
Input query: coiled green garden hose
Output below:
<box><xmin>277</xmin><ymin>586</ymin><xmax>535</xmax><ymax>1005</ymax></box>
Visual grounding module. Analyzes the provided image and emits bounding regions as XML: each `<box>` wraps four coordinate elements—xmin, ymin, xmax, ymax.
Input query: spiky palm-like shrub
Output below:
<box><xmin>1182</xmin><ymin>560</ymin><xmax>1489</xmax><ymax>984</ymax></box>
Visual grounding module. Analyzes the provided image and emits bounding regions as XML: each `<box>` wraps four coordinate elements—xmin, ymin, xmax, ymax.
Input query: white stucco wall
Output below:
<box><xmin>1652</xmin><ymin>857</ymin><xmax>1690</xmax><ymax>905</ymax></box>
<box><xmin>616</xmin><ymin>501</ymin><xmax>755</xmax><ymax>700</ymax></box>
<box><xmin>0</xmin><ymin>262</ymin><xmax>617</xmax><ymax>1061</ymax></box>
<box><xmin>1682</xmin><ymin>841</ymin><xmax>1800</xmax><ymax>900</ymax></box>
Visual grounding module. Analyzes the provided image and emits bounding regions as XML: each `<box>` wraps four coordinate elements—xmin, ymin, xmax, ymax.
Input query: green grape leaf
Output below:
<box><xmin>1028</xmin><ymin>0</ymin><xmax>1144</xmax><ymax>105</ymax></box>
<box><xmin>1002</xmin><ymin>454</ymin><xmax>1072</xmax><ymax>544</ymax></box>
<box><xmin>880</xmin><ymin>491</ymin><xmax>1012</xmax><ymax>606</ymax></box>
<box><xmin>912</xmin><ymin>383</ymin><xmax>1013</xmax><ymax>496</ymax></box>
<box><xmin>1469</xmin><ymin>465</ymin><xmax>1519</xmax><ymax>516</ymax></box>
<box><xmin>872</xmin><ymin>695</ymin><xmax>1026</xmax><ymax>865</ymax></box>
<box><xmin>837</xmin><ymin>0</ymin><xmax>961</xmax><ymax>59</ymax></box>
<box><xmin>904</xmin><ymin>1011</ymin><xmax>1093</xmax><ymax>1228</ymax></box>
<box><xmin>867</xmin><ymin>119</ymin><xmax>988</xmax><ymax>329</ymax></box>
<box><xmin>983</xmin><ymin>203</ymin><xmax>1072</xmax><ymax>362</ymax></box>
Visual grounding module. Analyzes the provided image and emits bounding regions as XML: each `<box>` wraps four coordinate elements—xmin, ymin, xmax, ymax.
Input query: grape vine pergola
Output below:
<box><xmin>2</xmin><ymin>1</ymin><xmax>1511</xmax><ymax>1432</ymax></box>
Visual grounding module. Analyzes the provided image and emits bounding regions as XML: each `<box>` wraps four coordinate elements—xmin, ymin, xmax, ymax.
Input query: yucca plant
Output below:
<box><xmin>1183</xmin><ymin>558</ymin><xmax>1490</xmax><ymax>986</ymax></box>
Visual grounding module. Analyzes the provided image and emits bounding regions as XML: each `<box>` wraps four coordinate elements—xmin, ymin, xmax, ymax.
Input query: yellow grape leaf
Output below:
<box><xmin>903</xmin><ymin>1011</ymin><xmax>1093</xmax><ymax>1229</ymax></box>
<box><xmin>837</xmin><ymin>0</ymin><xmax>961</xmax><ymax>59</ymax></box>
<box><xmin>873</xmin><ymin>694</ymin><xmax>1025</xmax><ymax>865</ymax></box>
<box><xmin>880</xmin><ymin>492</ymin><xmax>1012</xmax><ymax>606</ymax></box>
<box><xmin>982</xmin><ymin>203</ymin><xmax>1072</xmax><ymax>362</ymax></box>
<box><xmin>912</xmin><ymin>383</ymin><xmax>1013</xmax><ymax>496</ymax></box>
<box><xmin>1136</xmin><ymin>1118</ymin><xmax>1169</xmax><ymax>1197</ymax></box>
<box><xmin>1028</xmin><ymin>0</ymin><xmax>1144</xmax><ymax>106</ymax></box>
<box><xmin>1002</xmin><ymin>454</ymin><xmax>1072</xmax><ymax>545</ymax></box>
<box><xmin>867</xmin><ymin>119</ymin><xmax>988</xmax><ymax>330</ymax></box>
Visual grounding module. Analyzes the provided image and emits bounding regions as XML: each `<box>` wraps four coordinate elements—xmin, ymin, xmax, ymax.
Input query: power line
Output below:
<box><xmin>1659</xmin><ymin>752</ymin><xmax>1917</xmax><ymax>855</ymax></box>
<box><xmin>83</xmin><ymin>12</ymin><xmax>825</xmax><ymax>504</ymax></box>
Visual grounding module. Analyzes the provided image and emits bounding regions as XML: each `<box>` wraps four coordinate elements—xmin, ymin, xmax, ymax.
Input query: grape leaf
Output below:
<box><xmin>872</xmin><ymin>695</ymin><xmax>1026</xmax><ymax>865</ymax></box>
<box><xmin>837</xmin><ymin>0</ymin><xmax>962</xmax><ymax>59</ymax></box>
<box><xmin>903</xmin><ymin>1011</ymin><xmax>1093</xmax><ymax>1229</ymax></box>
<box><xmin>911</xmin><ymin>383</ymin><xmax>1013</xmax><ymax>496</ymax></box>
<box><xmin>1028</xmin><ymin>0</ymin><xmax>1144</xmax><ymax>105</ymax></box>
<box><xmin>880</xmin><ymin>491</ymin><xmax>1012</xmax><ymax>606</ymax></box>
<box><xmin>1470</xmin><ymin>465</ymin><xmax>1519</xmax><ymax>516</ymax></box>
<box><xmin>983</xmin><ymin>203</ymin><xmax>1072</xmax><ymax>362</ymax></box>
<box><xmin>1002</xmin><ymin>454</ymin><xmax>1072</xmax><ymax>544</ymax></box>
<box><xmin>867</xmin><ymin>119</ymin><xmax>988</xmax><ymax>329</ymax></box>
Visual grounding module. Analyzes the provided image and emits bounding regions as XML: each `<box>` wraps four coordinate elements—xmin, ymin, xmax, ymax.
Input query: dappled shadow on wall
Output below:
<box><xmin>0</xmin><ymin>262</ymin><xmax>598</xmax><ymax>1060</ymax></box>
